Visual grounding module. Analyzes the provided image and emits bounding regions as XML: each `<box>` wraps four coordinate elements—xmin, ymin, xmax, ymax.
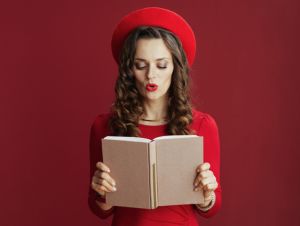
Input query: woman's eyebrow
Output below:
<box><xmin>134</xmin><ymin>57</ymin><xmax>169</xmax><ymax>61</ymax></box>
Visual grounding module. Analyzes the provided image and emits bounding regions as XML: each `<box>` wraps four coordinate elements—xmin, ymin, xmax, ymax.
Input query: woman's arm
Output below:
<box><xmin>88</xmin><ymin>114</ymin><xmax>116</xmax><ymax>219</ymax></box>
<box><xmin>192</xmin><ymin>113</ymin><xmax>222</xmax><ymax>218</ymax></box>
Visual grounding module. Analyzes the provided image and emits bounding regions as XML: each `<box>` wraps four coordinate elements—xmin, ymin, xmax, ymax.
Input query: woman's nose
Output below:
<box><xmin>146</xmin><ymin>65</ymin><xmax>157</xmax><ymax>80</ymax></box>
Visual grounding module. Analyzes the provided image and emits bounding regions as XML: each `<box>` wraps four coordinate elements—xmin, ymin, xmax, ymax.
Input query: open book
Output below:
<box><xmin>101</xmin><ymin>135</ymin><xmax>204</xmax><ymax>209</ymax></box>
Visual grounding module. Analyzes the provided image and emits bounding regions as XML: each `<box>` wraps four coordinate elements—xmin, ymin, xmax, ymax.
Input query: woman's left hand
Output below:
<box><xmin>194</xmin><ymin>162</ymin><xmax>218</xmax><ymax>207</ymax></box>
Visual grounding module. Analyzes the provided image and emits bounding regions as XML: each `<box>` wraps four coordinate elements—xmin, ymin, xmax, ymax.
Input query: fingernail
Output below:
<box><xmin>107</xmin><ymin>168</ymin><xmax>110</xmax><ymax>173</ymax></box>
<box><xmin>194</xmin><ymin>182</ymin><xmax>198</xmax><ymax>186</ymax></box>
<box><xmin>194</xmin><ymin>188</ymin><xmax>199</xmax><ymax>191</ymax></box>
<box><xmin>113</xmin><ymin>187</ymin><xmax>117</xmax><ymax>191</ymax></box>
<box><xmin>197</xmin><ymin>169</ymin><xmax>200</xmax><ymax>173</ymax></box>
<box><xmin>112</xmin><ymin>182</ymin><xmax>116</xmax><ymax>186</ymax></box>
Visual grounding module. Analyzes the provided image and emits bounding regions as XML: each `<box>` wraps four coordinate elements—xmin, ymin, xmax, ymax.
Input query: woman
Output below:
<box><xmin>88</xmin><ymin>7</ymin><xmax>221</xmax><ymax>226</ymax></box>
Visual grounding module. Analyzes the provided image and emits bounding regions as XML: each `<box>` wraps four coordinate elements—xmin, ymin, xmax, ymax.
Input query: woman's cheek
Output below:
<box><xmin>162</xmin><ymin>78</ymin><xmax>172</xmax><ymax>93</ymax></box>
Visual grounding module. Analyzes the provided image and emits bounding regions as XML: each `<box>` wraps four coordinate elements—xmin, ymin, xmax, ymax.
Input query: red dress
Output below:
<box><xmin>88</xmin><ymin>108</ymin><xmax>222</xmax><ymax>226</ymax></box>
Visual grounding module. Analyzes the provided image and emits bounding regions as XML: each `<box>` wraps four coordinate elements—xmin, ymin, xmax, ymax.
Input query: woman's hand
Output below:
<box><xmin>194</xmin><ymin>162</ymin><xmax>218</xmax><ymax>207</ymax></box>
<box><xmin>91</xmin><ymin>162</ymin><xmax>117</xmax><ymax>197</ymax></box>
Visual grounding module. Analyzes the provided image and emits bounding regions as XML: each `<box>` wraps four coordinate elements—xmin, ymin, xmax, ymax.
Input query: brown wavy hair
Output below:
<box><xmin>108</xmin><ymin>26</ymin><xmax>196</xmax><ymax>136</ymax></box>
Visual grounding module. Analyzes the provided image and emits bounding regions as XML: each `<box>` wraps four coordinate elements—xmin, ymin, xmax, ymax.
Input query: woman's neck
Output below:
<box><xmin>139</xmin><ymin>98</ymin><xmax>168</xmax><ymax>125</ymax></box>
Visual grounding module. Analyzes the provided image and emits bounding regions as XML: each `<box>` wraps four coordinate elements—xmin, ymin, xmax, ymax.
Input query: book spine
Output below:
<box><xmin>148</xmin><ymin>141</ymin><xmax>158</xmax><ymax>209</ymax></box>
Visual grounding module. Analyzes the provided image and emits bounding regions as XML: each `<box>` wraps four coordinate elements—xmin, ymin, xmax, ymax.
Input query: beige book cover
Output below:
<box><xmin>101</xmin><ymin>135</ymin><xmax>204</xmax><ymax>209</ymax></box>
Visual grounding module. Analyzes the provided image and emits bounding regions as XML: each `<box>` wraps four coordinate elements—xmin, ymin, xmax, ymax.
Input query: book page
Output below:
<box><xmin>155</xmin><ymin>136</ymin><xmax>204</xmax><ymax>206</ymax></box>
<box><xmin>153</xmin><ymin>135</ymin><xmax>198</xmax><ymax>141</ymax></box>
<box><xmin>102</xmin><ymin>140</ymin><xmax>151</xmax><ymax>208</ymax></box>
<box><xmin>103</xmin><ymin>136</ymin><xmax>151</xmax><ymax>143</ymax></box>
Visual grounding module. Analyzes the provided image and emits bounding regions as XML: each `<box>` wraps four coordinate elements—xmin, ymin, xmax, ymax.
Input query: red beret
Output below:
<box><xmin>111</xmin><ymin>7</ymin><xmax>196</xmax><ymax>67</ymax></box>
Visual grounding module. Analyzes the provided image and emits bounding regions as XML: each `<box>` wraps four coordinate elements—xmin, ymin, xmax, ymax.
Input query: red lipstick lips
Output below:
<box><xmin>146</xmin><ymin>83</ymin><xmax>158</xmax><ymax>92</ymax></box>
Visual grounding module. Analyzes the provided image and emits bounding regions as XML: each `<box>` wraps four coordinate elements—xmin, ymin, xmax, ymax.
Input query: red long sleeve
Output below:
<box><xmin>88</xmin><ymin>114</ymin><xmax>115</xmax><ymax>219</ymax></box>
<box><xmin>192</xmin><ymin>113</ymin><xmax>222</xmax><ymax>218</ymax></box>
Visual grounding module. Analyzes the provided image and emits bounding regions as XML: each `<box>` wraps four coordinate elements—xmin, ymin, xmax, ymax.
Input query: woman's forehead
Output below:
<box><xmin>134</xmin><ymin>39</ymin><xmax>172</xmax><ymax>60</ymax></box>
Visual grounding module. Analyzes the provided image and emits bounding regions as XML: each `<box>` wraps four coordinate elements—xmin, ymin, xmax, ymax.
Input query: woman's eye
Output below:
<box><xmin>135</xmin><ymin>65</ymin><xmax>146</xmax><ymax>70</ymax></box>
<box><xmin>158</xmin><ymin>66</ymin><xmax>167</xmax><ymax>69</ymax></box>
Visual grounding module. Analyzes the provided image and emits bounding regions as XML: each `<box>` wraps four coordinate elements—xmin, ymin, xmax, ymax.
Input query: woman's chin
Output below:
<box><xmin>143</xmin><ymin>92</ymin><xmax>167</xmax><ymax>101</ymax></box>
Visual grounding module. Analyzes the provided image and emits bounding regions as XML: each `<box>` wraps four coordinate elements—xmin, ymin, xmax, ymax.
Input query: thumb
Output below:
<box><xmin>203</xmin><ymin>190</ymin><xmax>212</xmax><ymax>199</ymax></box>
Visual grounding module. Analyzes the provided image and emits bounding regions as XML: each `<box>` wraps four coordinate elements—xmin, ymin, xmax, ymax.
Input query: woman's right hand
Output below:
<box><xmin>91</xmin><ymin>162</ymin><xmax>117</xmax><ymax>197</ymax></box>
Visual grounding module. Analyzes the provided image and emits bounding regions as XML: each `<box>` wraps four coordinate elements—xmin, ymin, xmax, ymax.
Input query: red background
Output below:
<box><xmin>1</xmin><ymin>0</ymin><xmax>299</xmax><ymax>226</ymax></box>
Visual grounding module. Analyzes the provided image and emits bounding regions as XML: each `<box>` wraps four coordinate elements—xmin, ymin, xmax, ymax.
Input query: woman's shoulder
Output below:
<box><xmin>93</xmin><ymin>112</ymin><xmax>112</xmax><ymax>125</ymax></box>
<box><xmin>90</xmin><ymin>112</ymin><xmax>112</xmax><ymax>136</ymax></box>
<box><xmin>191</xmin><ymin>108</ymin><xmax>219</xmax><ymax>130</ymax></box>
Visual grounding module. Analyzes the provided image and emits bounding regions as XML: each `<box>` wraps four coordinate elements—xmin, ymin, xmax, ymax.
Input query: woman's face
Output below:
<box><xmin>132</xmin><ymin>38</ymin><xmax>174</xmax><ymax>102</ymax></box>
